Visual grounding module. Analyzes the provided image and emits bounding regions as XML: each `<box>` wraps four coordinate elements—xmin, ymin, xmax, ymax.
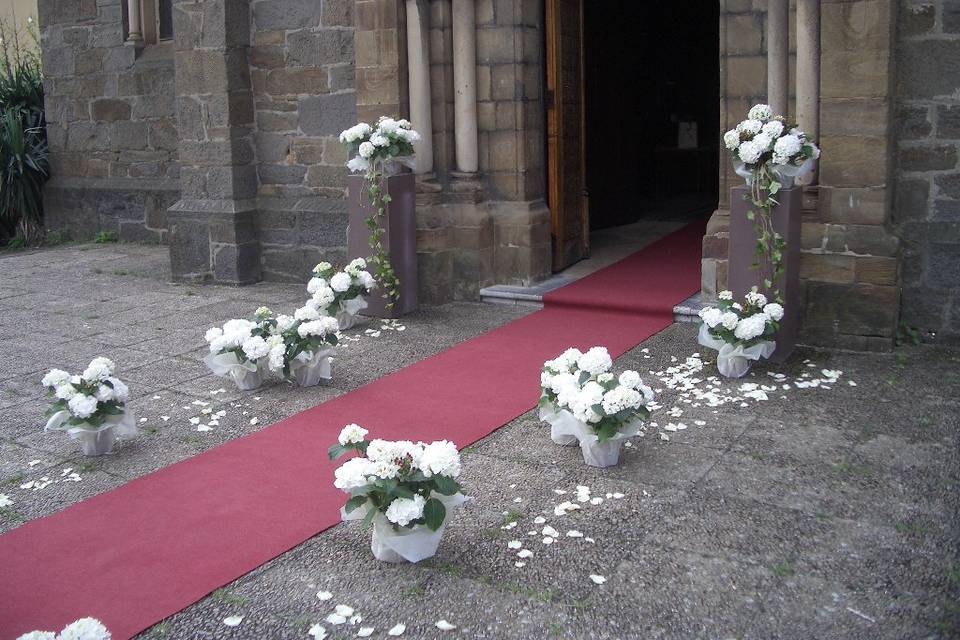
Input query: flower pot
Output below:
<box><xmin>579</xmin><ymin>437</ymin><xmax>625</xmax><ymax>468</ymax></box>
<box><xmin>204</xmin><ymin>352</ymin><xmax>263</xmax><ymax>391</ymax></box>
<box><xmin>697</xmin><ymin>324</ymin><xmax>776</xmax><ymax>379</ymax></box>
<box><xmin>716</xmin><ymin>354</ymin><xmax>752</xmax><ymax>379</ymax></box>
<box><xmin>336</xmin><ymin>297</ymin><xmax>369</xmax><ymax>331</ymax></box>
<box><xmin>729</xmin><ymin>185</ymin><xmax>802</xmax><ymax>363</ymax></box>
<box><xmin>539</xmin><ymin>405</ymin><xmax>579</xmax><ymax>446</ymax></box>
<box><xmin>289</xmin><ymin>348</ymin><xmax>334</xmax><ymax>387</ymax></box>
<box><xmin>347</xmin><ymin>173</ymin><xmax>418</xmax><ymax>319</ymax></box>
<box><xmin>77</xmin><ymin>425</ymin><xmax>118</xmax><ymax>456</ymax></box>
<box><xmin>370</xmin><ymin>521</ymin><xmax>446</xmax><ymax>564</ymax></box>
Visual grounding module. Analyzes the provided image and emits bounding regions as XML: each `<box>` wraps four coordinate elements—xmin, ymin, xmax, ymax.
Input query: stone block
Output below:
<box><xmin>899</xmin><ymin>1</ymin><xmax>936</xmax><ymax>36</ymax></box>
<box><xmin>897</xmin><ymin>39</ymin><xmax>960</xmax><ymax>100</ymax></box>
<box><xmin>265</xmin><ymin>68</ymin><xmax>329</xmax><ymax>95</ymax></box>
<box><xmin>149</xmin><ymin>120</ymin><xmax>180</xmax><ymax>152</ymax></box>
<box><xmin>928</xmin><ymin>242</ymin><xmax>960</xmax><ymax>289</ymax></box>
<box><xmin>290</xmin><ymin>138</ymin><xmax>324</xmax><ymax>164</ymax></box>
<box><xmin>213</xmin><ymin>241</ymin><xmax>262</xmax><ymax>284</ymax></box>
<box><xmin>111</xmin><ymin>121</ymin><xmax>148</xmax><ymax>151</ymax></box>
<box><xmin>259</xmin><ymin>164</ymin><xmax>307</xmax><ymax>185</ymax></box>
<box><xmin>895</xmin><ymin>104</ymin><xmax>932</xmax><ymax>140</ymax></box>
<box><xmin>854</xmin><ymin>256</ymin><xmax>898</xmax><ymax>286</ymax></box>
<box><xmin>934</xmin><ymin>172</ymin><xmax>960</xmax><ymax>199</ymax></box>
<box><xmin>939</xmin><ymin>105</ymin><xmax>960</xmax><ymax>139</ymax></box>
<box><xmin>900</xmin><ymin>286</ymin><xmax>948</xmax><ymax>333</ymax></box>
<box><xmin>251</xmin><ymin>45</ymin><xmax>285</xmax><ymax>69</ymax></box>
<box><xmin>724</xmin><ymin>14</ymin><xmax>763</xmax><ymax>55</ymax></box>
<box><xmin>305</xmin><ymin>164</ymin><xmax>347</xmax><ymax>190</ymax></box>
<box><xmin>91</xmin><ymin>98</ymin><xmax>131</xmax><ymax>122</ymax></box>
<box><xmin>803</xmin><ymin>281</ymin><xmax>899</xmax><ymax>340</ymax></box>
<box><xmin>800</xmin><ymin>253</ymin><xmax>855</xmax><ymax>283</ymax></box>
<box><xmin>256</xmin><ymin>110</ymin><xmax>299</xmax><ymax>132</ymax></box>
<box><xmin>253</xmin><ymin>0</ymin><xmax>322</xmax><ymax>31</ymax></box>
<box><xmin>323</xmin><ymin>0</ymin><xmax>353</xmax><ymax>26</ymax></box>
<box><xmin>819</xmin><ymin>135</ymin><xmax>889</xmax><ymax>187</ymax></box>
<box><xmin>933</xmin><ymin>199</ymin><xmax>960</xmax><ymax>221</ymax></box>
<box><xmin>287</xmin><ymin>29</ymin><xmax>354</xmax><ymax>67</ymax></box>
<box><xmin>892</xmin><ymin>178</ymin><xmax>930</xmax><ymax>224</ymax></box>
<box><xmin>819</xmin><ymin>186</ymin><xmax>890</xmax><ymax>225</ymax></box>
<box><xmin>298</xmin><ymin>203</ymin><xmax>348</xmax><ymax>247</ymax></box>
<box><xmin>328</xmin><ymin>64</ymin><xmax>355</xmax><ymax>92</ymax></box>
<box><xmin>299</xmin><ymin>91</ymin><xmax>357</xmax><ymax>136</ymax></box>
<box><xmin>898</xmin><ymin>145</ymin><xmax>958</xmax><ymax>172</ymax></box>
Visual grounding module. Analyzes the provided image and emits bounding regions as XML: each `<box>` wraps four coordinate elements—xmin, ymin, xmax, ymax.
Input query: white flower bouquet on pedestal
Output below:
<box><xmin>698</xmin><ymin>290</ymin><xmax>781</xmax><ymax>378</ymax></box>
<box><xmin>204</xmin><ymin>307</ymin><xmax>277</xmax><ymax>390</ymax></box>
<box><xmin>724</xmin><ymin>103</ymin><xmax>821</xmax><ymax>188</ymax></box>
<box><xmin>42</xmin><ymin>358</ymin><xmax>137</xmax><ymax>456</ymax></box>
<box><xmin>309</xmin><ymin>259</ymin><xmax>375</xmax><ymax>330</ymax></box>
<box><xmin>538</xmin><ymin>347</ymin><xmax>655</xmax><ymax>468</ymax></box>
<box><xmin>271</xmin><ymin>303</ymin><xmax>340</xmax><ymax>387</ymax></box>
<box><xmin>329</xmin><ymin>425</ymin><xmax>469</xmax><ymax>563</ymax></box>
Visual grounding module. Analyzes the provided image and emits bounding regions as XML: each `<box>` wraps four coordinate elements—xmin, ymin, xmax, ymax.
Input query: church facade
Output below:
<box><xmin>36</xmin><ymin>0</ymin><xmax>960</xmax><ymax>348</ymax></box>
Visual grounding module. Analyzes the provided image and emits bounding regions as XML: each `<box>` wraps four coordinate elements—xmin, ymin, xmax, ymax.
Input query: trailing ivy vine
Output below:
<box><xmin>364</xmin><ymin>164</ymin><xmax>400</xmax><ymax>309</ymax></box>
<box><xmin>744</xmin><ymin>162</ymin><xmax>786</xmax><ymax>305</ymax></box>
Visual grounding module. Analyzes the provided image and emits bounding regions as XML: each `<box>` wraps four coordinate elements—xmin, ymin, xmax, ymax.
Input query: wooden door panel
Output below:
<box><xmin>546</xmin><ymin>0</ymin><xmax>588</xmax><ymax>272</ymax></box>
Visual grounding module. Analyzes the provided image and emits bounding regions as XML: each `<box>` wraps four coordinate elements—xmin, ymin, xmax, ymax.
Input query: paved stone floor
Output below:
<box><xmin>1</xmin><ymin>243</ymin><xmax>958</xmax><ymax>639</ymax></box>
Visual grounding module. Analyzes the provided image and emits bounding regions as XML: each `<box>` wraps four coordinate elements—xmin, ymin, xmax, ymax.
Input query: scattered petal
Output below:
<box><xmin>357</xmin><ymin>627</ymin><xmax>375</xmax><ymax>637</ymax></box>
<box><xmin>534</xmin><ymin>516</ymin><xmax>547</xmax><ymax>524</ymax></box>
<box><xmin>514</xmin><ymin>561</ymin><xmax>526</xmax><ymax>568</ymax></box>
<box><xmin>542</xmin><ymin>536</ymin><xmax>554</xmax><ymax>545</ymax></box>
<box><xmin>566</xmin><ymin>530</ymin><xmax>583</xmax><ymax>538</ymax></box>
<box><xmin>308</xmin><ymin>624</ymin><xmax>328</xmax><ymax>639</ymax></box>
<box><xmin>387</xmin><ymin>624</ymin><xmax>406</xmax><ymax>636</ymax></box>
<box><xmin>435</xmin><ymin>620</ymin><xmax>457</xmax><ymax>631</ymax></box>
<box><xmin>223</xmin><ymin>615</ymin><xmax>243</xmax><ymax>627</ymax></box>
<box><xmin>250</xmin><ymin>417</ymin><xmax>260</xmax><ymax>425</ymax></box>
<box><xmin>0</xmin><ymin>493</ymin><xmax>12</xmax><ymax>508</ymax></box>
<box><xmin>507</xmin><ymin>540</ymin><xmax>522</xmax><ymax>549</ymax></box>
<box><xmin>335</xmin><ymin>605</ymin><xmax>355</xmax><ymax>617</ymax></box>
<box><xmin>517</xmin><ymin>549</ymin><xmax>534</xmax><ymax>558</ymax></box>
<box><xmin>317</xmin><ymin>591</ymin><xmax>333</xmax><ymax>601</ymax></box>
<box><xmin>28</xmin><ymin>460</ymin><xmax>41</xmax><ymax>467</ymax></box>
<box><xmin>589</xmin><ymin>574</ymin><xmax>607</xmax><ymax>585</ymax></box>
<box><xmin>326</xmin><ymin>614</ymin><xmax>347</xmax><ymax>625</ymax></box>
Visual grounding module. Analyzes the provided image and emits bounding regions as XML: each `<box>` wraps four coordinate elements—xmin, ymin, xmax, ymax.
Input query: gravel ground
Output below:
<box><xmin>0</xmin><ymin>243</ymin><xmax>958</xmax><ymax>640</ymax></box>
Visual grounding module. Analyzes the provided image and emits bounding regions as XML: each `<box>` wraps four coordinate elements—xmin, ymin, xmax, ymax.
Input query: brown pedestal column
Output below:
<box><xmin>728</xmin><ymin>185</ymin><xmax>802</xmax><ymax>362</ymax></box>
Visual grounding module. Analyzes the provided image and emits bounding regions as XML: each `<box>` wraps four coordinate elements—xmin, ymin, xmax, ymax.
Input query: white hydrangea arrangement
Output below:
<box><xmin>340</xmin><ymin>116</ymin><xmax>422</xmax><ymax>309</ymax></box>
<box><xmin>42</xmin><ymin>358</ymin><xmax>137</xmax><ymax>456</ymax></box>
<box><xmin>309</xmin><ymin>259</ymin><xmax>375</xmax><ymax>329</ymax></box>
<box><xmin>724</xmin><ymin>103</ymin><xmax>820</xmax><ymax>186</ymax></box>
<box><xmin>329</xmin><ymin>425</ymin><xmax>469</xmax><ymax>563</ymax></box>
<box><xmin>538</xmin><ymin>347</ymin><xmax>654</xmax><ymax>467</ymax></box>
<box><xmin>272</xmin><ymin>303</ymin><xmax>340</xmax><ymax>386</ymax></box>
<box><xmin>203</xmin><ymin>307</ymin><xmax>277</xmax><ymax>390</ymax></box>
<box><xmin>697</xmin><ymin>289</ymin><xmax>782</xmax><ymax>378</ymax></box>
<box><xmin>16</xmin><ymin>617</ymin><xmax>111</xmax><ymax>640</ymax></box>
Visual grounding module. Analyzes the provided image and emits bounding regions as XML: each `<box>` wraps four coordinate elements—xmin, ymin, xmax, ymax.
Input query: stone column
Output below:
<box><xmin>167</xmin><ymin>0</ymin><xmax>261</xmax><ymax>284</ymax></box>
<box><xmin>767</xmin><ymin>0</ymin><xmax>789</xmax><ymax>116</ymax></box>
<box><xmin>405</xmin><ymin>0</ymin><xmax>433</xmax><ymax>175</ymax></box>
<box><xmin>796</xmin><ymin>0</ymin><xmax>820</xmax><ymax>139</ymax></box>
<box><xmin>452</xmin><ymin>0</ymin><xmax>479</xmax><ymax>174</ymax></box>
<box><xmin>126</xmin><ymin>0</ymin><xmax>143</xmax><ymax>44</ymax></box>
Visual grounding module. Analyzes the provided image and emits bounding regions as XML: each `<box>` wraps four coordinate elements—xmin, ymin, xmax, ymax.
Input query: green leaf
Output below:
<box><xmin>391</xmin><ymin>485</ymin><xmax>415</xmax><ymax>500</ymax></box>
<box><xmin>328</xmin><ymin>443</ymin><xmax>350</xmax><ymax>460</ymax></box>
<box><xmin>344</xmin><ymin>495</ymin><xmax>368</xmax><ymax>514</ymax></box>
<box><xmin>423</xmin><ymin>497</ymin><xmax>446</xmax><ymax>531</ymax></box>
<box><xmin>361</xmin><ymin>503</ymin><xmax>377</xmax><ymax>530</ymax></box>
<box><xmin>432</xmin><ymin>475</ymin><xmax>460</xmax><ymax>496</ymax></box>
<box><xmin>577</xmin><ymin>371</ymin><xmax>591</xmax><ymax>385</ymax></box>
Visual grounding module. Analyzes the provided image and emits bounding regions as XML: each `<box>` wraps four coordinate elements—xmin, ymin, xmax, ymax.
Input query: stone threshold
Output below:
<box><xmin>481</xmin><ymin>282</ymin><xmax>706</xmax><ymax>324</ymax></box>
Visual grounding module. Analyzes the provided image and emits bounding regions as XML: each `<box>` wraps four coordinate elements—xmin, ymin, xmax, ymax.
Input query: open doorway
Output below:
<box><xmin>545</xmin><ymin>0</ymin><xmax>719</xmax><ymax>274</ymax></box>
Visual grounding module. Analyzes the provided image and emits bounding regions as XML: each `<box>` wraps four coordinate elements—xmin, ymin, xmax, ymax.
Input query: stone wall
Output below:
<box><xmin>705</xmin><ymin>0</ymin><xmax>903</xmax><ymax>351</ymax></box>
<box><xmin>39</xmin><ymin>0</ymin><xmax>179</xmax><ymax>243</ymax></box>
<box><xmin>893</xmin><ymin>0</ymin><xmax>960</xmax><ymax>339</ymax></box>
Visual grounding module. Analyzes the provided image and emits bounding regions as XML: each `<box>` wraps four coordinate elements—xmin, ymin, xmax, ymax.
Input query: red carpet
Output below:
<box><xmin>0</xmin><ymin>219</ymin><xmax>705</xmax><ymax>639</ymax></box>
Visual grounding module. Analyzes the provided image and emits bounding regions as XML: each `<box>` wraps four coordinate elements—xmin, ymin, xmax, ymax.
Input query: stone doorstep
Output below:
<box><xmin>481</xmin><ymin>280</ymin><xmax>707</xmax><ymax>324</ymax></box>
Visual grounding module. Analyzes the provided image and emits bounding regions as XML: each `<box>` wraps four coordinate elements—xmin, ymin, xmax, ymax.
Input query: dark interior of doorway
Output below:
<box><xmin>583</xmin><ymin>1</ymin><xmax>720</xmax><ymax>231</ymax></box>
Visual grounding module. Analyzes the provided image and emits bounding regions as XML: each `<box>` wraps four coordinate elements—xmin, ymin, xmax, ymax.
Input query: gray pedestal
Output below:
<box><xmin>347</xmin><ymin>173</ymin><xmax>418</xmax><ymax>317</ymax></box>
<box><xmin>729</xmin><ymin>185</ymin><xmax>802</xmax><ymax>363</ymax></box>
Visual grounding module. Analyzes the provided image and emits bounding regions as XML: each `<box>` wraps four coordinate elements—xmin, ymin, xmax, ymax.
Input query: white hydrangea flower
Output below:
<box><xmin>82</xmin><ymin>357</ymin><xmax>115</xmax><ymax>382</ymax></box>
<box><xmin>761</xmin><ymin>120</ymin><xmax>784</xmax><ymax>138</ymax></box>
<box><xmin>419</xmin><ymin>440</ymin><xmax>461</xmax><ymax>478</ymax></box>
<box><xmin>597</xmin><ymin>372</ymin><xmax>614</xmax><ymax>383</ymax></box>
<box><xmin>242</xmin><ymin>335</ymin><xmax>270</xmax><ymax>361</ymax></box>
<box><xmin>358</xmin><ymin>141</ymin><xmax>375</xmax><ymax>159</ymax></box>
<box><xmin>339</xmin><ymin>122</ymin><xmax>372</xmax><ymax>143</ymax></box>
<box><xmin>618</xmin><ymin>370</ymin><xmax>641</xmax><ymax>389</ymax></box>
<box><xmin>745</xmin><ymin>291</ymin><xmax>768</xmax><ymax>308</ymax></box>
<box><xmin>307</xmin><ymin>277</ymin><xmax>327</xmax><ymax>294</ymax></box>
<box><xmin>58</xmin><ymin>618</ymin><xmax>111</xmax><ymax>640</ymax></box>
<box><xmin>358</xmin><ymin>271</ymin><xmax>375</xmax><ymax>290</ymax></box>
<box><xmin>268</xmin><ymin>344</ymin><xmax>286</xmax><ymax>371</ymax></box>
<box><xmin>699</xmin><ymin>307</ymin><xmax>724</xmax><ymax>328</ymax></box>
<box><xmin>577</xmin><ymin>347</ymin><xmax>612</xmax><ymax>376</ymax></box>
<box><xmin>370</xmin><ymin>459</ymin><xmax>400</xmax><ymax>479</ymax></box>
<box><xmin>295</xmin><ymin>305</ymin><xmax>321</xmax><ymax>322</ymax></box>
<box><xmin>763</xmin><ymin>302</ymin><xmax>785</xmax><ymax>321</ymax></box>
<box><xmin>42</xmin><ymin>369</ymin><xmax>71</xmax><ymax>388</ymax></box>
<box><xmin>298</xmin><ymin>318</ymin><xmax>337</xmax><ymax>338</ymax></box>
<box><xmin>752</xmin><ymin>132</ymin><xmax>773</xmax><ymax>151</ymax></box>
<box><xmin>15</xmin><ymin>631</ymin><xmax>57</xmax><ymax>640</ymax></box>
<box><xmin>540</xmin><ymin>370</ymin><xmax>555</xmax><ymax>389</ymax></box>
<box><xmin>334</xmin><ymin>457</ymin><xmax>375</xmax><ymax>490</ymax></box>
<box><xmin>347</xmin><ymin>156</ymin><xmax>370</xmax><ymax>173</ymax></box>
<box><xmin>95</xmin><ymin>384</ymin><xmax>114</xmax><ymax>402</ymax></box>
<box><xmin>312</xmin><ymin>286</ymin><xmax>336</xmax><ymax>309</ymax></box>
<box><xmin>314</xmin><ymin>261</ymin><xmax>333</xmax><ymax>274</ymax></box>
<box><xmin>736</xmin><ymin>119</ymin><xmax>763</xmax><ymax>135</ymax></box>
<box><xmin>748</xmin><ymin>104</ymin><xmax>772</xmax><ymax>121</ymax></box>
<box><xmin>377</xmin><ymin>117</ymin><xmax>399</xmax><ymax>134</ymax></box>
<box><xmin>330</xmin><ymin>272</ymin><xmax>352</xmax><ymax>293</ymax></box>
<box><xmin>718</xmin><ymin>290</ymin><xmax>733</xmax><ymax>300</ymax></box>
<box><xmin>68</xmin><ymin>394</ymin><xmax>99</xmax><ymax>419</ymax></box>
<box><xmin>773</xmin><ymin>134</ymin><xmax>802</xmax><ymax>162</ymax></box>
<box><xmin>601</xmin><ymin>385</ymin><xmax>642</xmax><ymax>415</ymax></box>
<box><xmin>204</xmin><ymin>327</ymin><xmax>223</xmax><ymax>343</ymax></box>
<box><xmin>723</xmin><ymin>129</ymin><xmax>741</xmax><ymax>151</ymax></box>
<box><xmin>734</xmin><ymin>313</ymin><xmax>769</xmax><ymax>341</ymax></box>
<box><xmin>556</xmin><ymin>348</ymin><xmax>583</xmax><ymax>370</ymax></box>
<box><xmin>366</xmin><ymin>439</ymin><xmax>423</xmax><ymax>465</ymax></box>
<box><xmin>255</xmin><ymin>306</ymin><xmax>272</xmax><ymax>319</ymax></box>
<box><xmin>737</xmin><ymin>139</ymin><xmax>763</xmax><ymax>165</ymax></box>
<box><xmin>55</xmin><ymin>384</ymin><xmax>78</xmax><ymax>401</ymax></box>
<box><xmin>275</xmin><ymin>315</ymin><xmax>296</xmax><ymax>332</ymax></box>
<box><xmin>370</xmin><ymin>133</ymin><xmax>390</xmax><ymax>147</ymax></box>
<box><xmin>338</xmin><ymin>423</ymin><xmax>369</xmax><ymax>446</ymax></box>
<box><xmin>550</xmin><ymin>372</ymin><xmax>579</xmax><ymax>396</ymax></box>
<box><xmin>385</xmin><ymin>494</ymin><xmax>426</xmax><ymax>527</ymax></box>
<box><xmin>720</xmin><ymin>312</ymin><xmax>739</xmax><ymax>331</ymax></box>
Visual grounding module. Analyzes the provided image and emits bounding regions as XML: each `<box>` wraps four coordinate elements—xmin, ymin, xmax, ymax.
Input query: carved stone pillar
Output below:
<box><xmin>767</xmin><ymin>0</ymin><xmax>789</xmax><ymax>116</ymax></box>
<box><xmin>451</xmin><ymin>0</ymin><xmax>479</xmax><ymax>174</ymax></box>
<box><xmin>405</xmin><ymin>0</ymin><xmax>434</xmax><ymax>175</ymax></box>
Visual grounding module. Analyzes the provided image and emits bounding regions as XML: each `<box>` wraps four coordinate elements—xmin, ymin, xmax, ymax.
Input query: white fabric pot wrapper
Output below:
<box><xmin>539</xmin><ymin>404</ymin><xmax>580</xmax><ymax>447</ymax></box>
<box><xmin>336</xmin><ymin>297</ymin><xmax>369</xmax><ymax>331</ymax></box>
<box><xmin>289</xmin><ymin>348</ymin><xmax>334</xmax><ymax>387</ymax></box>
<box><xmin>204</xmin><ymin>351</ymin><xmax>263</xmax><ymax>391</ymax></box>
<box><xmin>341</xmin><ymin>492</ymin><xmax>470</xmax><ymax>563</ymax></box>
<box><xmin>773</xmin><ymin>158</ymin><xmax>814</xmax><ymax>188</ymax></box>
<box><xmin>549</xmin><ymin>413</ymin><xmax>642</xmax><ymax>468</ymax></box>
<box><xmin>697</xmin><ymin>323</ymin><xmax>776</xmax><ymax>379</ymax></box>
<box><xmin>734</xmin><ymin>161</ymin><xmax>755</xmax><ymax>186</ymax></box>
<box><xmin>45</xmin><ymin>408</ymin><xmax>138</xmax><ymax>456</ymax></box>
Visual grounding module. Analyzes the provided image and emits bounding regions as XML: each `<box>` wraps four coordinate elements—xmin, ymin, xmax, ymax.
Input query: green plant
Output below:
<box><xmin>94</xmin><ymin>230</ymin><xmax>119</xmax><ymax>243</ymax></box>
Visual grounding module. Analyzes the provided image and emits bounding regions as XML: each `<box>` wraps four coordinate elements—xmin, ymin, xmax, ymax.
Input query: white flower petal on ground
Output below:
<box><xmin>435</xmin><ymin>620</ymin><xmax>457</xmax><ymax>631</ymax></box>
<box><xmin>514</xmin><ymin>561</ymin><xmax>526</xmax><ymax>568</ymax></box>
<box><xmin>197</xmin><ymin>424</ymin><xmax>213</xmax><ymax>432</ymax></box>
<box><xmin>28</xmin><ymin>459</ymin><xmax>41</xmax><ymax>467</ymax></box>
<box><xmin>508</xmin><ymin>540</ymin><xmax>522</xmax><ymax>549</ymax></box>
<box><xmin>0</xmin><ymin>493</ymin><xmax>12</xmax><ymax>508</ymax></box>
<box><xmin>335</xmin><ymin>605</ymin><xmax>355</xmax><ymax>617</ymax></box>
<box><xmin>612</xmin><ymin>492</ymin><xmax>625</xmax><ymax>499</ymax></box>
<box><xmin>325</xmin><ymin>614</ymin><xmax>347</xmax><ymax>625</ymax></box>
<box><xmin>349</xmin><ymin>615</ymin><xmax>362</xmax><ymax>625</ymax></box>
<box><xmin>357</xmin><ymin>627</ymin><xmax>374</xmax><ymax>637</ymax></box>
<box><xmin>541</xmin><ymin>525</ymin><xmax>559</xmax><ymax>537</ymax></box>
<box><xmin>534</xmin><ymin>516</ymin><xmax>547</xmax><ymax>524</ymax></box>
<box><xmin>589</xmin><ymin>574</ymin><xmax>607</xmax><ymax>585</ymax></box>
<box><xmin>250</xmin><ymin>417</ymin><xmax>259</xmax><ymax>425</ymax></box>
<box><xmin>223</xmin><ymin>615</ymin><xmax>244</xmax><ymax>627</ymax></box>
<box><xmin>517</xmin><ymin>549</ymin><xmax>534</xmax><ymax>558</ymax></box>
<box><xmin>308</xmin><ymin>624</ymin><xmax>328</xmax><ymax>639</ymax></box>
<box><xmin>387</xmin><ymin>624</ymin><xmax>406</xmax><ymax>636</ymax></box>
<box><xmin>566</xmin><ymin>530</ymin><xmax>583</xmax><ymax>538</ymax></box>
<box><xmin>317</xmin><ymin>591</ymin><xmax>333</xmax><ymax>601</ymax></box>
<box><xmin>589</xmin><ymin>497</ymin><xmax>603</xmax><ymax>506</ymax></box>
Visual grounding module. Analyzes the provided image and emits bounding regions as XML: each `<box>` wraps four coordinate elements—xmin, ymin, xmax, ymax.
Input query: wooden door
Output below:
<box><xmin>545</xmin><ymin>0</ymin><xmax>589</xmax><ymax>271</ymax></box>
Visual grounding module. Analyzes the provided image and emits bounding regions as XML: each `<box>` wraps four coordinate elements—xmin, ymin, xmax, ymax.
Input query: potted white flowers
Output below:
<box><xmin>309</xmin><ymin>259</ymin><xmax>375</xmax><ymax>330</ymax></box>
<box><xmin>342</xmin><ymin>117</ymin><xmax>420</xmax><ymax>318</ymax></box>
<box><xmin>697</xmin><ymin>289</ymin><xmax>783</xmax><ymax>378</ymax></box>
<box><xmin>16</xmin><ymin>616</ymin><xmax>111</xmax><ymax>640</ymax></box>
<box><xmin>330</xmin><ymin>424</ymin><xmax>469</xmax><ymax>563</ymax></box>
<box><xmin>275</xmin><ymin>304</ymin><xmax>340</xmax><ymax>387</ymax></box>
<box><xmin>42</xmin><ymin>358</ymin><xmax>137</xmax><ymax>456</ymax></box>
<box><xmin>538</xmin><ymin>347</ymin><xmax>654</xmax><ymax>468</ymax></box>
<box><xmin>204</xmin><ymin>307</ymin><xmax>276</xmax><ymax>390</ymax></box>
<box><xmin>722</xmin><ymin>104</ymin><xmax>818</xmax><ymax>361</ymax></box>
